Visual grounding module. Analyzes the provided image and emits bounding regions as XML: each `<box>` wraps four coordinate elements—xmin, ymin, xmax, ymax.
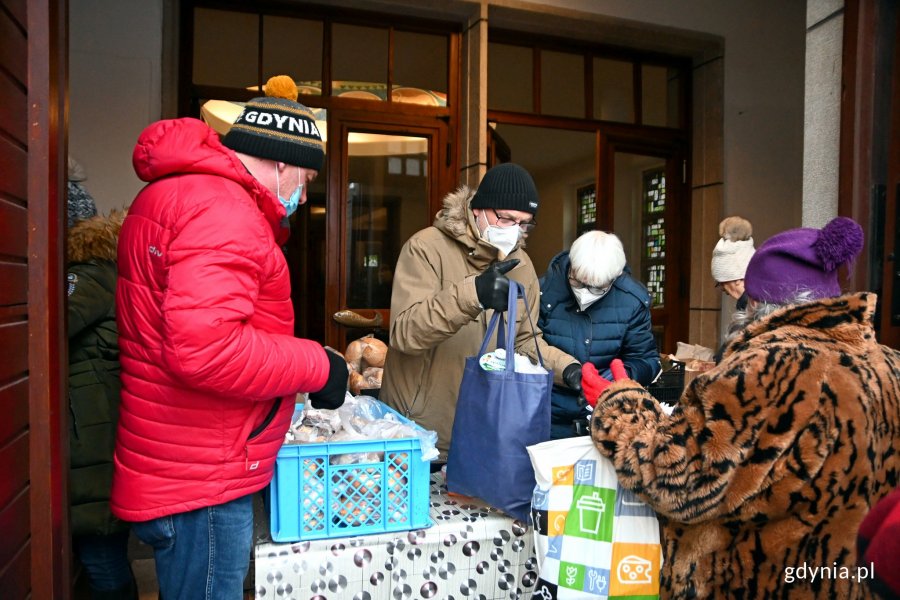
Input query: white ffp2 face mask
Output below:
<box><xmin>479</xmin><ymin>211</ymin><xmax>520</xmax><ymax>256</ymax></box>
<box><xmin>572</xmin><ymin>286</ymin><xmax>610</xmax><ymax>311</ymax></box>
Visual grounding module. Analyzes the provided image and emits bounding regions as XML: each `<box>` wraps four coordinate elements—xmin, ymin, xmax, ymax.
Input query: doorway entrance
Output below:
<box><xmin>292</xmin><ymin>115</ymin><xmax>450</xmax><ymax>349</ymax></box>
<box><xmin>488</xmin><ymin>123</ymin><xmax>688</xmax><ymax>353</ymax></box>
<box><xmin>605</xmin><ymin>145</ymin><xmax>690</xmax><ymax>353</ymax></box>
<box><xmin>185</xmin><ymin>4</ymin><xmax>461</xmax><ymax>351</ymax></box>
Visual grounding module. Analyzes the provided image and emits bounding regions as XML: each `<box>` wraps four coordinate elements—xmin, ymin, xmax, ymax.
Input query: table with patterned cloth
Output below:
<box><xmin>253</xmin><ymin>473</ymin><xmax>539</xmax><ymax>599</ymax></box>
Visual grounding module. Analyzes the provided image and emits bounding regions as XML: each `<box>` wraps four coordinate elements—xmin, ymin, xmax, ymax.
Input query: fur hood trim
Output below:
<box><xmin>434</xmin><ymin>184</ymin><xmax>527</xmax><ymax>251</ymax></box>
<box><xmin>434</xmin><ymin>185</ymin><xmax>475</xmax><ymax>240</ymax></box>
<box><xmin>68</xmin><ymin>210</ymin><xmax>125</xmax><ymax>263</ymax></box>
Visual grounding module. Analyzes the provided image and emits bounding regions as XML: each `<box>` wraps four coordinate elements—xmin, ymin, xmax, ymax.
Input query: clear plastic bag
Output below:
<box><xmin>284</xmin><ymin>393</ymin><xmax>438</xmax><ymax>462</ymax></box>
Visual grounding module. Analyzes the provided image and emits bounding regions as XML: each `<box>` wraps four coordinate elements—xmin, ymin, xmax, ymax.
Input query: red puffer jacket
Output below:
<box><xmin>111</xmin><ymin>118</ymin><xmax>329</xmax><ymax>522</ymax></box>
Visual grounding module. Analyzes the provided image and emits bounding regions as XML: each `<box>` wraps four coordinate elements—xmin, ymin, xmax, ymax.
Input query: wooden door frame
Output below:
<box><xmin>599</xmin><ymin>132</ymin><xmax>691</xmax><ymax>354</ymax></box>
<box><xmin>323</xmin><ymin>112</ymin><xmax>453</xmax><ymax>348</ymax></box>
<box><xmin>27</xmin><ymin>0</ymin><xmax>71</xmax><ymax>596</ymax></box>
<box><xmin>885</xmin><ymin>10</ymin><xmax>900</xmax><ymax>348</ymax></box>
<box><xmin>839</xmin><ymin>0</ymin><xmax>900</xmax><ymax>346</ymax></box>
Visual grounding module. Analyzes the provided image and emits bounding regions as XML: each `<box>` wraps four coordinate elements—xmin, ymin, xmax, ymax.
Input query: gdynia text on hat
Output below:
<box><xmin>237</xmin><ymin>111</ymin><xmax>321</xmax><ymax>137</ymax></box>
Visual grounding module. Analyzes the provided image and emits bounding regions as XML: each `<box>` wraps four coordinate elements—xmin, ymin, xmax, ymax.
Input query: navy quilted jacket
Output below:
<box><xmin>538</xmin><ymin>251</ymin><xmax>660</xmax><ymax>436</ymax></box>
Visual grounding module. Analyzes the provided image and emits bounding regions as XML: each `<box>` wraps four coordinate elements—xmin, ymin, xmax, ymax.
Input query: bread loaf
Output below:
<box><xmin>344</xmin><ymin>339</ymin><xmax>364</xmax><ymax>372</ymax></box>
<box><xmin>346</xmin><ymin>335</ymin><xmax>389</xmax><ymax>371</ymax></box>
<box><xmin>361</xmin><ymin>338</ymin><xmax>387</xmax><ymax>368</ymax></box>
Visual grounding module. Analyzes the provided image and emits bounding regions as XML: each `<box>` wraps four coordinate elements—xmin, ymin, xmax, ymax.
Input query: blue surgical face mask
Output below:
<box><xmin>275</xmin><ymin>166</ymin><xmax>303</xmax><ymax>217</ymax></box>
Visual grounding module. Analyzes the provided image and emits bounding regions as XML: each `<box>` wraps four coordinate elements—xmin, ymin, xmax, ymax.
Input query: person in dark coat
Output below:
<box><xmin>67</xmin><ymin>209</ymin><xmax>138</xmax><ymax>599</ymax></box>
<box><xmin>538</xmin><ymin>230</ymin><xmax>660</xmax><ymax>438</ymax></box>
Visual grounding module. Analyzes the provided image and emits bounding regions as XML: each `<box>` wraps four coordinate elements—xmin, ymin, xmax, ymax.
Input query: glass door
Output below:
<box><xmin>601</xmin><ymin>142</ymin><xmax>689</xmax><ymax>354</ymax></box>
<box><xmin>341</xmin><ymin>132</ymin><xmax>429</xmax><ymax>348</ymax></box>
<box><xmin>321</xmin><ymin>119</ymin><xmax>449</xmax><ymax>350</ymax></box>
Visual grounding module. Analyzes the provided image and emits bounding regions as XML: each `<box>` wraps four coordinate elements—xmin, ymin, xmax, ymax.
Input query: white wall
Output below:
<box><xmin>69</xmin><ymin>0</ymin><xmax>163</xmax><ymax>214</ymax></box>
<box><xmin>803</xmin><ymin>0</ymin><xmax>843</xmax><ymax>227</ymax></box>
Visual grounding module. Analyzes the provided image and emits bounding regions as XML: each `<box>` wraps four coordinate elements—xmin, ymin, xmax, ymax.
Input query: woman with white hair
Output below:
<box><xmin>538</xmin><ymin>230</ymin><xmax>660</xmax><ymax>438</ymax></box>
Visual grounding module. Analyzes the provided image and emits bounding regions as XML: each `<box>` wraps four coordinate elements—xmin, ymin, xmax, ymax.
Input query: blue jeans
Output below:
<box><xmin>73</xmin><ymin>531</ymin><xmax>134</xmax><ymax>592</ymax></box>
<box><xmin>131</xmin><ymin>494</ymin><xmax>253</xmax><ymax>600</ymax></box>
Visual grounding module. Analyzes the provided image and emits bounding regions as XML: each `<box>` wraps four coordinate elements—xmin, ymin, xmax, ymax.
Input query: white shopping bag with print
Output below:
<box><xmin>527</xmin><ymin>436</ymin><xmax>662</xmax><ymax>599</ymax></box>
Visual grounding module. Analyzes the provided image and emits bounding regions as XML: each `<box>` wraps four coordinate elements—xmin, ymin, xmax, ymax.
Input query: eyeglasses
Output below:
<box><xmin>567</xmin><ymin>270</ymin><xmax>609</xmax><ymax>295</ymax></box>
<box><xmin>491</xmin><ymin>209</ymin><xmax>536</xmax><ymax>233</ymax></box>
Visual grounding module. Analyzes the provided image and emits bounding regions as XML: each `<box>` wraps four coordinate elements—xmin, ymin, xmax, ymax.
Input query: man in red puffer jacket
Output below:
<box><xmin>112</xmin><ymin>76</ymin><xmax>347</xmax><ymax>600</ymax></box>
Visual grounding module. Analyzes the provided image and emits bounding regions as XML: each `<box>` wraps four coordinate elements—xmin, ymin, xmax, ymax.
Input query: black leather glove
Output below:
<box><xmin>562</xmin><ymin>362</ymin><xmax>582</xmax><ymax>393</ymax></box>
<box><xmin>474</xmin><ymin>259</ymin><xmax>520</xmax><ymax>311</ymax></box>
<box><xmin>307</xmin><ymin>347</ymin><xmax>348</xmax><ymax>409</ymax></box>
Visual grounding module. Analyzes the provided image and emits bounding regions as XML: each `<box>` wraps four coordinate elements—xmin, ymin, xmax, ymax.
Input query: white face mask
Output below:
<box><xmin>478</xmin><ymin>210</ymin><xmax>520</xmax><ymax>256</ymax></box>
<box><xmin>572</xmin><ymin>285</ymin><xmax>610</xmax><ymax>311</ymax></box>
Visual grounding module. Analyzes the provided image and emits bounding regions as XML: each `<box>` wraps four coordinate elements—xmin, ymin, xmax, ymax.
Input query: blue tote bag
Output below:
<box><xmin>446</xmin><ymin>280</ymin><xmax>553</xmax><ymax>521</ymax></box>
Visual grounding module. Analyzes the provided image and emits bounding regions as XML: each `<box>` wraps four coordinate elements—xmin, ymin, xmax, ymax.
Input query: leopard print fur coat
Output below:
<box><xmin>591</xmin><ymin>292</ymin><xmax>900</xmax><ymax>598</ymax></box>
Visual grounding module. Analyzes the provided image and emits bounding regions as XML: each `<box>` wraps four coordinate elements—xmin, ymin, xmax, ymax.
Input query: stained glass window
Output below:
<box><xmin>642</xmin><ymin>168</ymin><xmax>666</xmax><ymax>307</ymax></box>
<box><xmin>576</xmin><ymin>183</ymin><xmax>596</xmax><ymax>236</ymax></box>
<box><xmin>645</xmin><ymin>171</ymin><xmax>666</xmax><ymax>213</ymax></box>
<box><xmin>646</xmin><ymin>263</ymin><xmax>665</xmax><ymax>307</ymax></box>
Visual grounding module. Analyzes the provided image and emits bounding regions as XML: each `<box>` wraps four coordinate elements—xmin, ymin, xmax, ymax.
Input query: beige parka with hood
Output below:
<box><xmin>381</xmin><ymin>186</ymin><xmax>578</xmax><ymax>458</ymax></box>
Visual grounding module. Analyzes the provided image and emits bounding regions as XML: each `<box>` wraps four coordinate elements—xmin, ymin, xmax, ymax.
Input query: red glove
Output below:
<box><xmin>581</xmin><ymin>359</ymin><xmax>629</xmax><ymax>408</ymax></box>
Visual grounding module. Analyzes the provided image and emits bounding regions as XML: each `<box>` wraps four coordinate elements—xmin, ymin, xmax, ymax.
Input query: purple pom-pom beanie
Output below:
<box><xmin>744</xmin><ymin>216</ymin><xmax>864</xmax><ymax>304</ymax></box>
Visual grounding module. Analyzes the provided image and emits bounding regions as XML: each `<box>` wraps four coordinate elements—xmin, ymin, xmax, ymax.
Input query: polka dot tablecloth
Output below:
<box><xmin>254</xmin><ymin>473</ymin><xmax>538</xmax><ymax>599</ymax></box>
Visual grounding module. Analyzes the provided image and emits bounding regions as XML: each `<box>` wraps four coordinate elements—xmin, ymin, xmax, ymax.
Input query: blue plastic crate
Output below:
<box><xmin>268</xmin><ymin>406</ymin><xmax>432</xmax><ymax>542</ymax></box>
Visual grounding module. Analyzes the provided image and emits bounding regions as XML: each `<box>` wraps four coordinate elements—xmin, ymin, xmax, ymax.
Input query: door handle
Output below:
<box><xmin>332</xmin><ymin>310</ymin><xmax>384</xmax><ymax>328</ymax></box>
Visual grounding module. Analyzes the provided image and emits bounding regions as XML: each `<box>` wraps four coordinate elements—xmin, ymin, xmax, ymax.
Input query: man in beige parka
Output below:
<box><xmin>381</xmin><ymin>163</ymin><xmax>582</xmax><ymax>460</ymax></box>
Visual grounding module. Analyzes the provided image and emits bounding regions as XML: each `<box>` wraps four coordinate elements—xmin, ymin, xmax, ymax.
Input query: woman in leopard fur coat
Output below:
<box><xmin>585</xmin><ymin>217</ymin><xmax>900</xmax><ymax>599</ymax></box>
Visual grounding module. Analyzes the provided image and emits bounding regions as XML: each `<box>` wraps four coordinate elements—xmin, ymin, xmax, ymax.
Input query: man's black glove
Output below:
<box><xmin>474</xmin><ymin>259</ymin><xmax>520</xmax><ymax>311</ymax></box>
<box><xmin>562</xmin><ymin>362</ymin><xmax>582</xmax><ymax>393</ymax></box>
<box><xmin>307</xmin><ymin>347</ymin><xmax>348</xmax><ymax>409</ymax></box>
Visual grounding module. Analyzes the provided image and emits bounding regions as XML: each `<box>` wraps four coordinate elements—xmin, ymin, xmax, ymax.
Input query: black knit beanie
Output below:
<box><xmin>222</xmin><ymin>96</ymin><xmax>324</xmax><ymax>171</ymax></box>
<box><xmin>470</xmin><ymin>162</ymin><xmax>539</xmax><ymax>215</ymax></box>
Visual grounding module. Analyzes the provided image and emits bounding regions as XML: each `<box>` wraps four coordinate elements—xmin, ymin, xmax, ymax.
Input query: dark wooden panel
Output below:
<box><xmin>0</xmin><ymin>22</ymin><xmax>29</xmax><ymax>598</ymax></box>
<box><xmin>0</xmin><ymin>305</ymin><xmax>27</xmax><ymax>324</ymax></box>
<box><xmin>0</xmin><ymin>538</ymin><xmax>29</xmax><ymax>600</ymax></box>
<box><xmin>27</xmin><ymin>0</ymin><xmax>71</xmax><ymax>592</ymax></box>
<box><xmin>0</xmin><ymin>200</ymin><xmax>27</xmax><ymax>258</ymax></box>
<box><xmin>0</xmin><ymin>135</ymin><xmax>27</xmax><ymax>202</ymax></box>
<box><xmin>0</xmin><ymin>10</ymin><xmax>26</xmax><ymax>86</ymax></box>
<box><xmin>0</xmin><ymin>482</ymin><xmax>29</xmax><ymax>568</ymax></box>
<box><xmin>0</xmin><ymin>377</ymin><xmax>27</xmax><ymax>448</ymax></box>
<box><xmin>0</xmin><ymin>322</ymin><xmax>27</xmax><ymax>381</ymax></box>
<box><xmin>0</xmin><ymin>73</ymin><xmax>27</xmax><ymax>145</ymax></box>
<box><xmin>0</xmin><ymin>304</ymin><xmax>28</xmax><ymax>326</ymax></box>
<box><xmin>0</xmin><ymin>0</ymin><xmax>26</xmax><ymax>32</ymax></box>
<box><xmin>0</xmin><ymin>264</ymin><xmax>27</xmax><ymax>306</ymax></box>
